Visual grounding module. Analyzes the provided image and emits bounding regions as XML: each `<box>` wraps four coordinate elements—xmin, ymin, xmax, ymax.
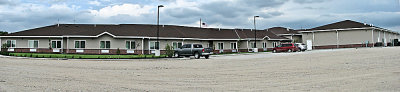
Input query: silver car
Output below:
<box><xmin>295</xmin><ymin>43</ymin><xmax>307</xmax><ymax>51</ymax></box>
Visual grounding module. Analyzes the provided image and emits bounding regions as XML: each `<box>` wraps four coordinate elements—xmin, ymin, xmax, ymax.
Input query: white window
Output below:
<box><xmin>217</xmin><ymin>42</ymin><xmax>224</xmax><ymax>50</ymax></box>
<box><xmin>75</xmin><ymin>40</ymin><xmax>86</xmax><ymax>48</ymax></box>
<box><xmin>172</xmin><ymin>42</ymin><xmax>183</xmax><ymax>49</ymax></box>
<box><xmin>100</xmin><ymin>41</ymin><xmax>111</xmax><ymax>49</ymax></box>
<box><xmin>51</xmin><ymin>40</ymin><xmax>62</xmax><ymax>48</ymax></box>
<box><xmin>272</xmin><ymin>42</ymin><xmax>279</xmax><ymax>48</ymax></box>
<box><xmin>126</xmin><ymin>41</ymin><xmax>136</xmax><ymax>49</ymax></box>
<box><xmin>230</xmin><ymin>42</ymin><xmax>237</xmax><ymax>49</ymax></box>
<box><xmin>150</xmin><ymin>41</ymin><xmax>160</xmax><ymax>50</ymax></box>
<box><xmin>6</xmin><ymin>40</ymin><xmax>16</xmax><ymax>48</ymax></box>
<box><xmin>250</xmin><ymin>42</ymin><xmax>256</xmax><ymax>48</ymax></box>
<box><xmin>262</xmin><ymin>42</ymin><xmax>267</xmax><ymax>48</ymax></box>
<box><xmin>28</xmin><ymin>40</ymin><xmax>39</xmax><ymax>48</ymax></box>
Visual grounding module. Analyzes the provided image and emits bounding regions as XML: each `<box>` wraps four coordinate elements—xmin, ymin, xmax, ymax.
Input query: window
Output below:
<box><xmin>193</xmin><ymin>44</ymin><xmax>203</xmax><ymax>48</ymax></box>
<box><xmin>182</xmin><ymin>44</ymin><xmax>191</xmax><ymax>48</ymax></box>
<box><xmin>150</xmin><ymin>41</ymin><xmax>159</xmax><ymax>50</ymax></box>
<box><xmin>217</xmin><ymin>42</ymin><xmax>224</xmax><ymax>50</ymax></box>
<box><xmin>250</xmin><ymin>42</ymin><xmax>256</xmax><ymax>48</ymax></box>
<box><xmin>28</xmin><ymin>40</ymin><xmax>39</xmax><ymax>48</ymax></box>
<box><xmin>75</xmin><ymin>41</ymin><xmax>86</xmax><ymax>48</ymax></box>
<box><xmin>51</xmin><ymin>40</ymin><xmax>62</xmax><ymax>48</ymax></box>
<box><xmin>272</xmin><ymin>42</ymin><xmax>279</xmax><ymax>48</ymax></box>
<box><xmin>262</xmin><ymin>42</ymin><xmax>267</xmax><ymax>48</ymax></box>
<box><xmin>126</xmin><ymin>41</ymin><xmax>136</xmax><ymax>49</ymax></box>
<box><xmin>172</xmin><ymin>42</ymin><xmax>183</xmax><ymax>49</ymax></box>
<box><xmin>281</xmin><ymin>44</ymin><xmax>292</xmax><ymax>47</ymax></box>
<box><xmin>6</xmin><ymin>40</ymin><xmax>16</xmax><ymax>48</ymax></box>
<box><xmin>230</xmin><ymin>42</ymin><xmax>237</xmax><ymax>49</ymax></box>
<box><xmin>100</xmin><ymin>41</ymin><xmax>111</xmax><ymax>49</ymax></box>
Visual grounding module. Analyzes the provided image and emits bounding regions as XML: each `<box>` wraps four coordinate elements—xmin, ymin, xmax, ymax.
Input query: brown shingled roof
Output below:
<box><xmin>267</xmin><ymin>27</ymin><xmax>300</xmax><ymax>35</ymax></box>
<box><xmin>307</xmin><ymin>20</ymin><xmax>373</xmax><ymax>31</ymax></box>
<box><xmin>6</xmin><ymin>24</ymin><xmax>289</xmax><ymax>40</ymax></box>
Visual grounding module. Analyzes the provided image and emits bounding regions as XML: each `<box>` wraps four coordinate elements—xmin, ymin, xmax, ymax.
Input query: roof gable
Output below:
<box><xmin>308</xmin><ymin>20</ymin><xmax>373</xmax><ymax>31</ymax></box>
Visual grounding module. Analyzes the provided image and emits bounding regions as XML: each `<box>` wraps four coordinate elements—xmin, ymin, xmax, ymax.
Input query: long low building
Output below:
<box><xmin>300</xmin><ymin>20</ymin><xmax>400</xmax><ymax>49</ymax></box>
<box><xmin>0</xmin><ymin>24</ymin><xmax>291</xmax><ymax>54</ymax></box>
<box><xmin>1</xmin><ymin>20</ymin><xmax>398</xmax><ymax>55</ymax></box>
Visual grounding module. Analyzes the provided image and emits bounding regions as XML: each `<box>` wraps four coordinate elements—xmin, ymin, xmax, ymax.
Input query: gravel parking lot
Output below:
<box><xmin>1</xmin><ymin>47</ymin><xmax>400</xmax><ymax>91</ymax></box>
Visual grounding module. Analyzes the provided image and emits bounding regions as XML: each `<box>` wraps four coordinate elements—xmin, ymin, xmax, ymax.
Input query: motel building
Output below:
<box><xmin>0</xmin><ymin>24</ymin><xmax>290</xmax><ymax>55</ymax></box>
<box><xmin>0</xmin><ymin>20</ymin><xmax>398</xmax><ymax>55</ymax></box>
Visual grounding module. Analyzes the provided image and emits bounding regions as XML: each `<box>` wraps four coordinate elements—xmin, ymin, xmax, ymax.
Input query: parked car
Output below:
<box><xmin>295</xmin><ymin>43</ymin><xmax>307</xmax><ymax>51</ymax></box>
<box><xmin>272</xmin><ymin>43</ymin><xmax>300</xmax><ymax>53</ymax></box>
<box><xmin>174</xmin><ymin>44</ymin><xmax>213</xmax><ymax>59</ymax></box>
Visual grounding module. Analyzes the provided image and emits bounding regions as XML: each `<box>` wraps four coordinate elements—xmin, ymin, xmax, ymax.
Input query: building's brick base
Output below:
<box><xmin>313</xmin><ymin>43</ymin><xmax>383</xmax><ymax>49</ymax></box>
<box><xmin>2</xmin><ymin>48</ymin><xmax>273</xmax><ymax>55</ymax></box>
<box><xmin>213</xmin><ymin>48</ymin><xmax>270</xmax><ymax>54</ymax></box>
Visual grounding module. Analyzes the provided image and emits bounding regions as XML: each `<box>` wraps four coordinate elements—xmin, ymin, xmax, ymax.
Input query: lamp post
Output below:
<box><xmin>253</xmin><ymin>16</ymin><xmax>259</xmax><ymax>48</ymax></box>
<box><xmin>157</xmin><ymin>5</ymin><xmax>164</xmax><ymax>50</ymax></box>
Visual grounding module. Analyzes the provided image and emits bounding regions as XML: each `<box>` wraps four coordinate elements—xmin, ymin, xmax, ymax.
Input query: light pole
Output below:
<box><xmin>157</xmin><ymin>5</ymin><xmax>164</xmax><ymax>50</ymax></box>
<box><xmin>253</xmin><ymin>16</ymin><xmax>259</xmax><ymax>48</ymax></box>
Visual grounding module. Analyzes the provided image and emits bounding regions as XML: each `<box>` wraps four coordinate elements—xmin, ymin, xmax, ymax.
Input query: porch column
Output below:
<box><xmin>336</xmin><ymin>30</ymin><xmax>339</xmax><ymax>48</ymax></box>
<box><xmin>141</xmin><ymin>38</ymin><xmax>144</xmax><ymax>55</ymax></box>
<box><xmin>0</xmin><ymin>38</ymin><xmax>2</xmax><ymax>51</ymax></box>
<box><xmin>148</xmin><ymin>38</ymin><xmax>151</xmax><ymax>54</ymax></box>
<box><xmin>372</xmin><ymin>29</ymin><xmax>374</xmax><ymax>47</ymax></box>
<box><xmin>61</xmin><ymin>37</ymin><xmax>64</xmax><ymax>53</ymax></box>
<box><xmin>312</xmin><ymin>32</ymin><xmax>315</xmax><ymax>49</ymax></box>
<box><xmin>66</xmin><ymin>37</ymin><xmax>69</xmax><ymax>53</ymax></box>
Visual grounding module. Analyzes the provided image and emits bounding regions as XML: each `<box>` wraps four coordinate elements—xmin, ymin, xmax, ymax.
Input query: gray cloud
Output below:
<box><xmin>292</xmin><ymin>0</ymin><xmax>331</xmax><ymax>4</ymax></box>
<box><xmin>1</xmin><ymin>0</ymin><xmax>400</xmax><ymax>33</ymax></box>
<box><xmin>0</xmin><ymin>0</ymin><xmax>16</xmax><ymax>6</ymax></box>
<box><xmin>238</xmin><ymin>0</ymin><xmax>288</xmax><ymax>8</ymax></box>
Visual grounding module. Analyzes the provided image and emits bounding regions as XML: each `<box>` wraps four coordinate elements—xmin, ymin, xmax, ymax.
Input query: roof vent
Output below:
<box><xmin>286</xmin><ymin>28</ymin><xmax>289</xmax><ymax>31</ymax></box>
<box><xmin>163</xmin><ymin>25</ymin><xmax>165</xmax><ymax>27</ymax></box>
<box><xmin>219</xmin><ymin>28</ymin><xmax>221</xmax><ymax>31</ymax></box>
<box><xmin>251</xmin><ymin>29</ymin><xmax>253</xmax><ymax>31</ymax></box>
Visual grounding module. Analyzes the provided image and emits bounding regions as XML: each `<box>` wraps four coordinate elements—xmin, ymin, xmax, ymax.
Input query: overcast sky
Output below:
<box><xmin>0</xmin><ymin>0</ymin><xmax>400</xmax><ymax>32</ymax></box>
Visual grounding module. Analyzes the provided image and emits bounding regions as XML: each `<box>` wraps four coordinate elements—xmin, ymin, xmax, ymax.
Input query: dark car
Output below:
<box><xmin>174</xmin><ymin>44</ymin><xmax>213</xmax><ymax>59</ymax></box>
<box><xmin>272</xmin><ymin>43</ymin><xmax>300</xmax><ymax>53</ymax></box>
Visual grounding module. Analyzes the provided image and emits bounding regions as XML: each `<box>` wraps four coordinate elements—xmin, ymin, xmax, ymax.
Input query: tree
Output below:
<box><xmin>0</xmin><ymin>31</ymin><xmax>8</xmax><ymax>35</ymax></box>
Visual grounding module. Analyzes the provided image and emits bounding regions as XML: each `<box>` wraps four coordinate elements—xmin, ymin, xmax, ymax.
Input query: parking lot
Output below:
<box><xmin>1</xmin><ymin>47</ymin><xmax>400</xmax><ymax>91</ymax></box>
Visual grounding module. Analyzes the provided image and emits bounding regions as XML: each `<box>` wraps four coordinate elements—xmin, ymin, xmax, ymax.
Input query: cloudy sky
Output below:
<box><xmin>0</xmin><ymin>0</ymin><xmax>400</xmax><ymax>32</ymax></box>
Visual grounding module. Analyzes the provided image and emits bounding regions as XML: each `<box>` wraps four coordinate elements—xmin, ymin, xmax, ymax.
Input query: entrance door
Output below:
<box><xmin>306</xmin><ymin>40</ymin><xmax>313</xmax><ymax>50</ymax></box>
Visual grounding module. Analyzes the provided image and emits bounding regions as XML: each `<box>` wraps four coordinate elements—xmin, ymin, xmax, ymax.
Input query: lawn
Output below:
<box><xmin>8</xmin><ymin>53</ymin><xmax>168</xmax><ymax>59</ymax></box>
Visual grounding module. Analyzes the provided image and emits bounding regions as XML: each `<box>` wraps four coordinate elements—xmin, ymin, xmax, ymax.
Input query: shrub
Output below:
<box><xmin>0</xmin><ymin>51</ymin><xmax>9</xmax><ymax>56</ymax></box>
<box><xmin>165</xmin><ymin>44</ymin><xmax>174</xmax><ymax>57</ymax></box>
<box><xmin>116</xmin><ymin>48</ymin><xmax>121</xmax><ymax>55</ymax></box>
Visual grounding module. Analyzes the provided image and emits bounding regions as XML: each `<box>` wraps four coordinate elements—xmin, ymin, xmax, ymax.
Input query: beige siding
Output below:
<box><xmin>373</xmin><ymin>30</ymin><xmax>380</xmax><ymax>42</ymax></box>
<box><xmin>302</xmin><ymin>33</ymin><xmax>313</xmax><ymax>44</ymax></box>
<box><xmin>1</xmin><ymin>38</ymin><xmax>62</xmax><ymax>48</ymax></box>
<box><xmin>338</xmin><ymin>29</ymin><xmax>372</xmax><ymax>45</ymax></box>
<box><xmin>67</xmin><ymin>35</ymin><xmax>142</xmax><ymax>50</ymax></box>
<box><xmin>314</xmin><ymin>31</ymin><xmax>337</xmax><ymax>46</ymax></box>
<box><xmin>266</xmin><ymin>41</ymin><xmax>280</xmax><ymax>48</ymax></box>
<box><xmin>238</xmin><ymin>40</ymin><xmax>248</xmax><ymax>49</ymax></box>
<box><xmin>213</xmin><ymin>41</ymin><xmax>238</xmax><ymax>50</ymax></box>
